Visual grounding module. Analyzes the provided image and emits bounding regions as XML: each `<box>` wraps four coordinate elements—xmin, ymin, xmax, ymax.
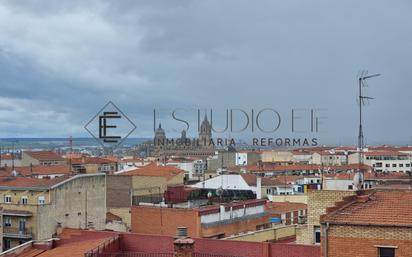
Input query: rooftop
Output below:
<box><xmin>196</xmin><ymin>199</ymin><xmax>267</xmax><ymax>215</ymax></box>
<box><xmin>0</xmin><ymin>154</ymin><xmax>21</xmax><ymax>160</ymax></box>
<box><xmin>324</xmin><ymin>171</ymin><xmax>411</xmax><ymax>181</ymax></box>
<box><xmin>4</xmin><ymin>228</ymin><xmax>320</xmax><ymax>257</ymax></box>
<box><xmin>120</xmin><ymin>163</ymin><xmax>184</xmax><ymax>180</ymax></box>
<box><xmin>70</xmin><ymin>156</ymin><xmax>118</xmax><ymax>165</ymax></box>
<box><xmin>0</xmin><ymin>165</ymin><xmax>71</xmax><ymax>177</ymax></box>
<box><xmin>266</xmin><ymin>202</ymin><xmax>308</xmax><ymax>213</ymax></box>
<box><xmin>24</xmin><ymin>151</ymin><xmax>64</xmax><ymax>161</ymax></box>
<box><xmin>0</xmin><ymin>176</ymin><xmax>67</xmax><ymax>189</ymax></box>
<box><xmin>362</xmin><ymin>151</ymin><xmax>409</xmax><ymax>156</ymax></box>
<box><xmin>0</xmin><ymin>174</ymin><xmax>104</xmax><ymax>190</ymax></box>
<box><xmin>321</xmin><ymin>190</ymin><xmax>412</xmax><ymax>227</ymax></box>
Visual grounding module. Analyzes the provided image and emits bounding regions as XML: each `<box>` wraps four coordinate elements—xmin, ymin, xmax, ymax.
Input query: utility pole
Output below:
<box><xmin>355</xmin><ymin>71</ymin><xmax>380</xmax><ymax>192</ymax></box>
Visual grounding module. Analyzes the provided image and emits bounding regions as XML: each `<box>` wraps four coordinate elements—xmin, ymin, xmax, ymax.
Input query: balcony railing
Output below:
<box><xmin>3</xmin><ymin>227</ymin><xmax>33</xmax><ymax>238</ymax></box>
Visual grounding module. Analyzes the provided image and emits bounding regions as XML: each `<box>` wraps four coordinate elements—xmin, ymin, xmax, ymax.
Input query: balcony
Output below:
<box><xmin>3</xmin><ymin>227</ymin><xmax>33</xmax><ymax>239</ymax></box>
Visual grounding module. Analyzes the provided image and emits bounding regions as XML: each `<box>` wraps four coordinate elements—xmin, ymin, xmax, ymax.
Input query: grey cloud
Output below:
<box><xmin>0</xmin><ymin>0</ymin><xmax>411</xmax><ymax>144</ymax></box>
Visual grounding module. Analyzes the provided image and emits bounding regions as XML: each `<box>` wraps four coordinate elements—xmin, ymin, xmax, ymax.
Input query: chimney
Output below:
<box><xmin>56</xmin><ymin>222</ymin><xmax>63</xmax><ymax>235</ymax></box>
<box><xmin>174</xmin><ymin>227</ymin><xmax>194</xmax><ymax>257</ymax></box>
<box><xmin>256</xmin><ymin>176</ymin><xmax>262</xmax><ymax>199</ymax></box>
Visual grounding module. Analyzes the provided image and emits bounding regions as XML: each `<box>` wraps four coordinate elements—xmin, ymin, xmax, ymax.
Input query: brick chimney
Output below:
<box><xmin>174</xmin><ymin>227</ymin><xmax>195</xmax><ymax>257</ymax></box>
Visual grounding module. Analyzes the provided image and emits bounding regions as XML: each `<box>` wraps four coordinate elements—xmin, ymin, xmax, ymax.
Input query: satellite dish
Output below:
<box><xmin>216</xmin><ymin>187</ymin><xmax>223</xmax><ymax>197</ymax></box>
<box><xmin>353</xmin><ymin>172</ymin><xmax>364</xmax><ymax>190</ymax></box>
<box><xmin>11</xmin><ymin>170</ymin><xmax>18</xmax><ymax>177</ymax></box>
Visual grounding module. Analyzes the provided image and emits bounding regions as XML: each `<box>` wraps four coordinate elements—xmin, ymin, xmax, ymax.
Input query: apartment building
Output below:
<box><xmin>311</xmin><ymin>151</ymin><xmax>347</xmax><ymax>166</ymax></box>
<box><xmin>21</xmin><ymin>151</ymin><xmax>66</xmax><ymax>166</ymax></box>
<box><xmin>131</xmin><ymin>199</ymin><xmax>270</xmax><ymax>238</ymax></box>
<box><xmin>70</xmin><ymin>156</ymin><xmax>118</xmax><ymax>174</ymax></box>
<box><xmin>0</xmin><ymin>165</ymin><xmax>71</xmax><ymax>179</ymax></box>
<box><xmin>266</xmin><ymin>202</ymin><xmax>307</xmax><ymax>225</ymax></box>
<box><xmin>0</xmin><ymin>154</ymin><xmax>21</xmax><ymax>168</ymax></box>
<box><xmin>260</xmin><ymin>150</ymin><xmax>293</xmax><ymax>163</ymax></box>
<box><xmin>348</xmin><ymin>151</ymin><xmax>411</xmax><ymax>173</ymax></box>
<box><xmin>120</xmin><ymin>163</ymin><xmax>185</xmax><ymax>204</ymax></box>
<box><xmin>0</xmin><ymin>174</ymin><xmax>106</xmax><ymax>251</ymax></box>
<box><xmin>292</xmin><ymin>150</ymin><xmax>313</xmax><ymax>164</ymax></box>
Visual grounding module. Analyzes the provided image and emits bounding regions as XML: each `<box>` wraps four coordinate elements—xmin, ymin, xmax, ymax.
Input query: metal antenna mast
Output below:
<box><xmin>355</xmin><ymin>70</ymin><xmax>380</xmax><ymax>191</ymax></box>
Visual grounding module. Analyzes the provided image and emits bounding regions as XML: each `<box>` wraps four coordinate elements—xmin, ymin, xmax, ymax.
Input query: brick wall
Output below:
<box><xmin>131</xmin><ymin>206</ymin><xmax>201</xmax><ymax>237</ymax></box>
<box><xmin>107</xmin><ymin>175</ymin><xmax>132</xmax><ymax>208</ymax></box>
<box><xmin>296</xmin><ymin>190</ymin><xmax>355</xmax><ymax>245</ymax></box>
<box><xmin>131</xmin><ymin>205</ymin><xmax>270</xmax><ymax>239</ymax></box>
<box><xmin>321</xmin><ymin>224</ymin><xmax>412</xmax><ymax>257</ymax></box>
<box><xmin>118</xmin><ymin>233</ymin><xmax>320</xmax><ymax>257</ymax></box>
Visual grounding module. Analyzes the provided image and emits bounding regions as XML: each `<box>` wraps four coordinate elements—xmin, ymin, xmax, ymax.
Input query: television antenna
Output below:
<box><xmin>354</xmin><ymin>70</ymin><xmax>380</xmax><ymax>192</ymax></box>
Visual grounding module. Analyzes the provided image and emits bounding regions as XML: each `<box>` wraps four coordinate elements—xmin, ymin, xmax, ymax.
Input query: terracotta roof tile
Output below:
<box><xmin>266</xmin><ymin>201</ymin><xmax>307</xmax><ymax>213</ymax></box>
<box><xmin>36</xmin><ymin>239</ymin><xmax>108</xmax><ymax>257</ymax></box>
<box><xmin>0</xmin><ymin>154</ymin><xmax>20</xmax><ymax>160</ymax></box>
<box><xmin>322</xmin><ymin>190</ymin><xmax>412</xmax><ymax>227</ymax></box>
<box><xmin>0</xmin><ymin>165</ymin><xmax>71</xmax><ymax>177</ymax></box>
<box><xmin>0</xmin><ymin>176</ymin><xmax>68</xmax><ymax>189</ymax></box>
<box><xmin>24</xmin><ymin>151</ymin><xmax>64</xmax><ymax>161</ymax></box>
<box><xmin>324</xmin><ymin>171</ymin><xmax>410</xmax><ymax>180</ymax></box>
<box><xmin>120</xmin><ymin>163</ymin><xmax>184</xmax><ymax>180</ymax></box>
<box><xmin>70</xmin><ymin>156</ymin><xmax>117</xmax><ymax>165</ymax></box>
<box><xmin>362</xmin><ymin>151</ymin><xmax>408</xmax><ymax>156</ymax></box>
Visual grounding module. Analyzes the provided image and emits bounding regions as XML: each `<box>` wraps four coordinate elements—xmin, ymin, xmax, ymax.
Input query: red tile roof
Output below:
<box><xmin>240</xmin><ymin>173</ymin><xmax>299</xmax><ymax>186</ymax></box>
<box><xmin>0</xmin><ymin>165</ymin><xmax>71</xmax><ymax>177</ymax></box>
<box><xmin>24</xmin><ymin>151</ymin><xmax>64</xmax><ymax>161</ymax></box>
<box><xmin>363</xmin><ymin>151</ymin><xmax>408</xmax><ymax>156</ymax></box>
<box><xmin>36</xmin><ymin>238</ymin><xmax>109</xmax><ymax>257</ymax></box>
<box><xmin>322</xmin><ymin>190</ymin><xmax>412</xmax><ymax>227</ymax></box>
<box><xmin>0</xmin><ymin>176</ymin><xmax>68</xmax><ymax>189</ymax></box>
<box><xmin>266</xmin><ymin>201</ymin><xmax>307</xmax><ymax>213</ymax></box>
<box><xmin>245</xmin><ymin>164</ymin><xmax>323</xmax><ymax>172</ymax></box>
<box><xmin>120</xmin><ymin>163</ymin><xmax>184</xmax><ymax>180</ymax></box>
<box><xmin>324</xmin><ymin>171</ymin><xmax>410</xmax><ymax>180</ymax></box>
<box><xmin>0</xmin><ymin>154</ymin><xmax>20</xmax><ymax>160</ymax></box>
<box><xmin>369</xmin><ymin>145</ymin><xmax>412</xmax><ymax>152</ymax></box>
<box><xmin>70</xmin><ymin>156</ymin><xmax>117</xmax><ymax>165</ymax></box>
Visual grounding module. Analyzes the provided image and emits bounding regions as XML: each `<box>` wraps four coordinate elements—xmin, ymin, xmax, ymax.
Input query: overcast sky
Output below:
<box><xmin>0</xmin><ymin>0</ymin><xmax>411</xmax><ymax>145</ymax></box>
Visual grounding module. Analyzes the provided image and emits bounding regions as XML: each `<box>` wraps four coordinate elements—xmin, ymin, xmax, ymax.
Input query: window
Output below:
<box><xmin>314</xmin><ymin>226</ymin><xmax>321</xmax><ymax>244</ymax></box>
<box><xmin>392</xmin><ymin>164</ymin><xmax>397</xmax><ymax>168</ymax></box>
<box><xmin>4</xmin><ymin>239</ymin><xmax>11</xmax><ymax>250</ymax></box>
<box><xmin>385</xmin><ymin>164</ymin><xmax>390</xmax><ymax>168</ymax></box>
<box><xmin>4</xmin><ymin>195</ymin><xmax>12</xmax><ymax>203</ymax></box>
<box><xmin>21</xmin><ymin>196</ymin><xmax>28</xmax><ymax>205</ymax></box>
<box><xmin>399</xmin><ymin>164</ymin><xmax>403</xmax><ymax>167</ymax></box>
<box><xmin>406</xmin><ymin>163</ymin><xmax>410</xmax><ymax>167</ymax></box>
<box><xmin>378</xmin><ymin>247</ymin><xmax>395</xmax><ymax>257</ymax></box>
<box><xmin>38</xmin><ymin>196</ymin><xmax>45</xmax><ymax>205</ymax></box>
<box><xmin>4</xmin><ymin>216</ymin><xmax>11</xmax><ymax>227</ymax></box>
<box><xmin>348</xmin><ymin>185</ymin><xmax>353</xmax><ymax>190</ymax></box>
